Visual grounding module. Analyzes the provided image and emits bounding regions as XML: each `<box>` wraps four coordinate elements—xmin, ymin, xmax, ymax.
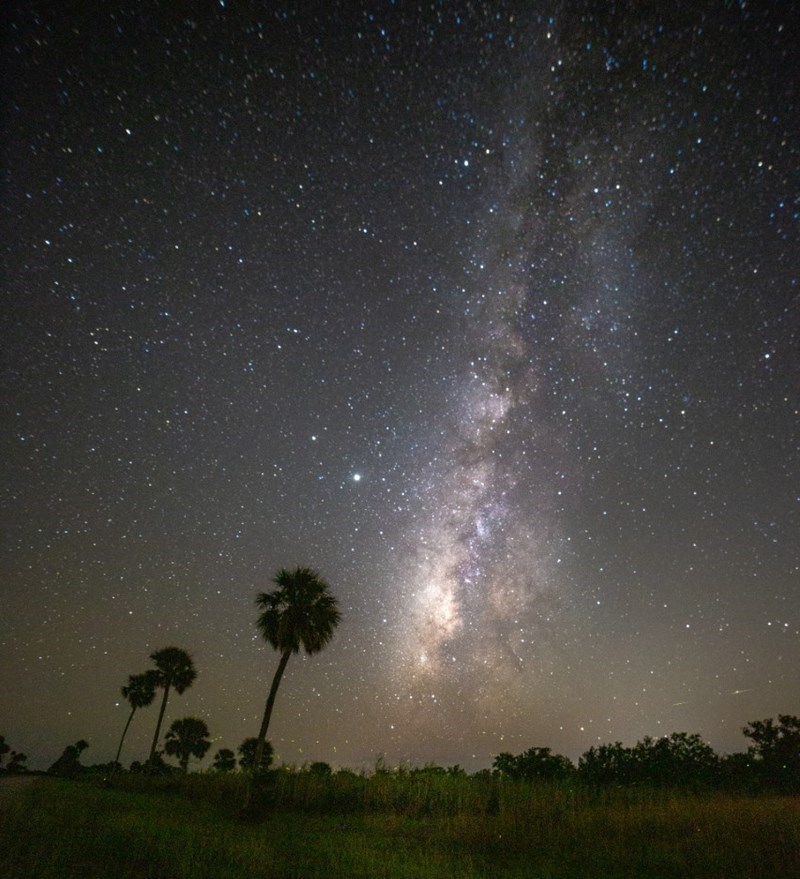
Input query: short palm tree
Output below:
<box><xmin>212</xmin><ymin>747</ymin><xmax>237</xmax><ymax>772</ymax></box>
<box><xmin>251</xmin><ymin>567</ymin><xmax>341</xmax><ymax>773</ymax></box>
<box><xmin>147</xmin><ymin>647</ymin><xmax>197</xmax><ymax>764</ymax></box>
<box><xmin>238</xmin><ymin>736</ymin><xmax>274</xmax><ymax>772</ymax></box>
<box><xmin>114</xmin><ymin>671</ymin><xmax>158</xmax><ymax>768</ymax></box>
<box><xmin>164</xmin><ymin>717</ymin><xmax>211</xmax><ymax>772</ymax></box>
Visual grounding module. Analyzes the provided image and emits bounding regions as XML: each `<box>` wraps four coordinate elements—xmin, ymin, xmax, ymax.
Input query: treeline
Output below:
<box><xmin>492</xmin><ymin>717</ymin><xmax>800</xmax><ymax>794</ymax></box>
<box><xmin>10</xmin><ymin>714</ymin><xmax>797</xmax><ymax>799</ymax></box>
<box><xmin>2</xmin><ymin>565</ymin><xmax>796</xmax><ymax>798</ymax></box>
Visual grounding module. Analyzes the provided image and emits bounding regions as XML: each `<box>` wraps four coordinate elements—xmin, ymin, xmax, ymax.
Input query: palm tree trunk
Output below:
<box><xmin>243</xmin><ymin>649</ymin><xmax>291</xmax><ymax>812</ymax></box>
<box><xmin>148</xmin><ymin>681</ymin><xmax>171</xmax><ymax>763</ymax></box>
<box><xmin>254</xmin><ymin>648</ymin><xmax>292</xmax><ymax>770</ymax></box>
<box><xmin>113</xmin><ymin>706</ymin><xmax>136</xmax><ymax>770</ymax></box>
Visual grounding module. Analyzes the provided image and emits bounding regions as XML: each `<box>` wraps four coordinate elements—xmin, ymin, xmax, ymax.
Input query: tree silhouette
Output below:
<box><xmin>238</xmin><ymin>737</ymin><xmax>274</xmax><ymax>771</ymax></box>
<box><xmin>493</xmin><ymin>747</ymin><xmax>574</xmax><ymax>781</ymax></box>
<box><xmin>48</xmin><ymin>740</ymin><xmax>89</xmax><ymax>778</ymax></box>
<box><xmin>164</xmin><ymin>717</ymin><xmax>211</xmax><ymax>772</ymax></box>
<box><xmin>114</xmin><ymin>671</ymin><xmax>159</xmax><ymax>769</ymax></box>
<box><xmin>6</xmin><ymin>751</ymin><xmax>27</xmax><ymax>773</ymax></box>
<box><xmin>743</xmin><ymin>714</ymin><xmax>800</xmax><ymax>793</ymax></box>
<box><xmin>579</xmin><ymin>742</ymin><xmax>634</xmax><ymax>786</ymax></box>
<box><xmin>250</xmin><ymin>567</ymin><xmax>341</xmax><ymax>775</ymax></box>
<box><xmin>147</xmin><ymin>647</ymin><xmax>197</xmax><ymax>765</ymax></box>
<box><xmin>632</xmin><ymin>732</ymin><xmax>718</xmax><ymax>787</ymax></box>
<box><xmin>578</xmin><ymin>733</ymin><xmax>718</xmax><ymax>787</ymax></box>
<box><xmin>718</xmin><ymin>751</ymin><xmax>760</xmax><ymax>792</ymax></box>
<box><xmin>212</xmin><ymin>748</ymin><xmax>237</xmax><ymax>772</ymax></box>
<box><xmin>0</xmin><ymin>736</ymin><xmax>27</xmax><ymax>774</ymax></box>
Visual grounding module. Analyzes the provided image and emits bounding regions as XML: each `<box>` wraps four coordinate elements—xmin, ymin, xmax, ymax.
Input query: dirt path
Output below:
<box><xmin>0</xmin><ymin>775</ymin><xmax>39</xmax><ymax>808</ymax></box>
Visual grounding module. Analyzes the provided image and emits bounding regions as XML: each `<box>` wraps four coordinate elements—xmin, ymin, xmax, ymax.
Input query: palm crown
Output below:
<box><xmin>164</xmin><ymin>716</ymin><xmax>211</xmax><ymax>771</ymax></box>
<box><xmin>121</xmin><ymin>670</ymin><xmax>159</xmax><ymax>710</ymax></box>
<box><xmin>256</xmin><ymin>566</ymin><xmax>341</xmax><ymax>655</ymax></box>
<box><xmin>150</xmin><ymin>646</ymin><xmax>197</xmax><ymax>693</ymax></box>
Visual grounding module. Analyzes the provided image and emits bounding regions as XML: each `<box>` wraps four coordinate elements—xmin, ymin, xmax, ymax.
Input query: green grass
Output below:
<box><xmin>1</xmin><ymin>774</ymin><xmax>797</xmax><ymax>878</ymax></box>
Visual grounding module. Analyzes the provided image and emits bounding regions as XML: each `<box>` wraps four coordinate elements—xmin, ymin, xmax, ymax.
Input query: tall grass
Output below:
<box><xmin>1</xmin><ymin>772</ymin><xmax>797</xmax><ymax>878</ymax></box>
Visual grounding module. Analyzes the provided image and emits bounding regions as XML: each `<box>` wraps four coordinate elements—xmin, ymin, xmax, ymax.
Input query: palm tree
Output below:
<box><xmin>212</xmin><ymin>748</ymin><xmax>237</xmax><ymax>772</ymax></box>
<box><xmin>251</xmin><ymin>567</ymin><xmax>341</xmax><ymax>774</ymax></box>
<box><xmin>164</xmin><ymin>717</ymin><xmax>211</xmax><ymax>772</ymax></box>
<box><xmin>147</xmin><ymin>647</ymin><xmax>197</xmax><ymax>764</ymax></box>
<box><xmin>238</xmin><ymin>736</ymin><xmax>273</xmax><ymax>772</ymax></box>
<box><xmin>113</xmin><ymin>671</ymin><xmax>158</xmax><ymax>769</ymax></box>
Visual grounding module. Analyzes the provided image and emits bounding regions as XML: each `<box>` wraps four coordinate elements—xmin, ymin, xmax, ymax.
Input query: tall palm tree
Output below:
<box><xmin>114</xmin><ymin>671</ymin><xmax>158</xmax><ymax>769</ymax></box>
<box><xmin>147</xmin><ymin>647</ymin><xmax>197</xmax><ymax>764</ymax></box>
<box><xmin>251</xmin><ymin>567</ymin><xmax>341</xmax><ymax>773</ymax></box>
<box><xmin>164</xmin><ymin>717</ymin><xmax>211</xmax><ymax>772</ymax></box>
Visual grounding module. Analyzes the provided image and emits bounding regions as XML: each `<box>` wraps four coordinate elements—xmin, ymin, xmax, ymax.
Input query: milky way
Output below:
<box><xmin>2</xmin><ymin>2</ymin><xmax>797</xmax><ymax>770</ymax></box>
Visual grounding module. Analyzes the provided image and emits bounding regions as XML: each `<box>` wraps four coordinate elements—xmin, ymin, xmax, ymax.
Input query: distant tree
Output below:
<box><xmin>0</xmin><ymin>737</ymin><xmax>27</xmax><ymax>774</ymax></box>
<box><xmin>718</xmin><ymin>751</ymin><xmax>760</xmax><ymax>792</ymax></box>
<box><xmin>493</xmin><ymin>752</ymin><xmax>518</xmax><ymax>778</ymax></box>
<box><xmin>238</xmin><ymin>737</ymin><xmax>274</xmax><ymax>771</ymax></box>
<box><xmin>114</xmin><ymin>671</ymin><xmax>159</xmax><ymax>769</ymax></box>
<box><xmin>147</xmin><ymin>647</ymin><xmax>197</xmax><ymax>764</ymax></box>
<box><xmin>48</xmin><ymin>739</ymin><xmax>89</xmax><ymax>778</ymax></box>
<box><xmin>579</xmin><ymin>733</ymin><xmax>718</xmax><ymax>788</ymax></box>
<box><xmin>212</xmin><ymin>748</ymin><xmax>237</xmax><ymax>772</ymax></box>
<box><xmin>493</xmin><ymin>748</ymin><xmax>575</xmax><ymax>781</ymax></box>
<box><xmin>493</xmin><ymin>747</ymin><xmax>574</xmax><ymax>781</ymax></box>
<box><xmin>308</xmin><ymin>761</ymin><xmax>332</xmax><ymax>777</ymax></box>
<box><xmin>163</xmin><ymin>717</ymin><xmax>211</xmax><ymax>772</ymax></box>
<box><xmin>743</xmin><ymin>714</ymin><xmax>800</xmax><ymax>793</ymax></box>
<box><xmin>633</xmin><ymin>733</ymin><xmax>718</xmax><ymax>787</ymax></box>
<box><xmin>250</xmin><ymin>567</ymin><xmax>341</xmax><ymax>775</ymax></box>
<box><xmin>7</xmin><ymin>751</ymin><xmax>28</xmax><ymax>773</ymax></box>
<box><xmin>579</xmin><ymin>742</ymin><xmax>635</xmax><ymax>786</ymax></box>
<box><xmin>132</xmin><ymin>750</ymin><xmax>171</xmax><ymax>774</ymax></box>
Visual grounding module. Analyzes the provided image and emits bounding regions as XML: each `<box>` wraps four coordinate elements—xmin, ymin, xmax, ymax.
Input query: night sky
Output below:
<box><xmin>2</xmin><ymin>2</ymin><xmax>797</xmax><ymax>772</ymax></box>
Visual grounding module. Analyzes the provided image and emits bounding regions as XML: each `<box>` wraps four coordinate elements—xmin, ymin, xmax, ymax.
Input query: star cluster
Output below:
<box><xmin>1</xmin><ymin>2</ymin><xmax>797</xmax><ymax>770</ymax></box>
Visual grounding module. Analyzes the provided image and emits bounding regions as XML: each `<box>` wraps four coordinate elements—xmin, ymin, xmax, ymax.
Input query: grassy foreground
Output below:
<box><xmin>1</xmin><ymin>773</ymin><xmax>797</xmax><ymax>879</ymax></box>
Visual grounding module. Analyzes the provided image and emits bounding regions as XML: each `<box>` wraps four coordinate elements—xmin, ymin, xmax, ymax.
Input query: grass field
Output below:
<box><xmin>1</xmin><ymin>772</ymin><xmax>797</xmax><ymax>878</ymax></box>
